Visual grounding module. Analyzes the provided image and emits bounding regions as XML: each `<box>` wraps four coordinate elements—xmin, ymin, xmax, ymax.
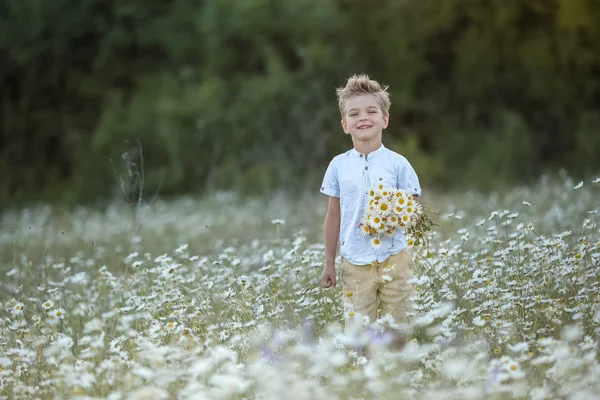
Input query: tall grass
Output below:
<box><xmin>1</xmin><ymin>176</ymin><xmax>599</xmax><ymax>399</ymax></box>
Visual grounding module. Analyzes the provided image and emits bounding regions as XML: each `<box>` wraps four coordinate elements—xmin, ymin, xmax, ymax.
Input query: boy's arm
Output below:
<box><xmin>322</xmin><ymin>196</ymin><xmax>341</xmax><ymax>288</ymax></box>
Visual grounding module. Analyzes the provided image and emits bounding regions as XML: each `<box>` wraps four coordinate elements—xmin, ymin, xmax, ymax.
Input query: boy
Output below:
<box><xmin>319</xmin><ymin>74</ymin><xmax>421</xmax><ymax>331</ymax></box>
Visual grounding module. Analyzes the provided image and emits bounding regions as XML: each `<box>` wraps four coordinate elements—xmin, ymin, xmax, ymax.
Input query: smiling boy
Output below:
<box><xmin>319</xmin><ymin>74</ymin><xmax>421</xmax><ymax>331</ymax></box>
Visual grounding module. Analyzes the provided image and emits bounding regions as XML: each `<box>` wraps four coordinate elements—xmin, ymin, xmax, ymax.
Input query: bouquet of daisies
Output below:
<box><xmin>359</xmin><ymin>181</ymin><xmax>434</xmax><ymax>248</ymax></box>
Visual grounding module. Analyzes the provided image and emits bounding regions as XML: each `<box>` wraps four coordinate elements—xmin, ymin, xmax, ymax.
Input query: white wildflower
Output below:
<box><xmin>51</xmin><ymin>308</ymin><xmax>66</xmax><ymax>319</ymax></box>
<box><xmin>42</xmin><ymin>300</ymin><xmax>54</xmax><ymax>311</ymax></box>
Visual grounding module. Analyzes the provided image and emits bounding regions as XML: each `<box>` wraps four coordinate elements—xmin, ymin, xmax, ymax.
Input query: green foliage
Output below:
<box><xmin>1</xmin><ymin>0</ymin><xmax>599</xmax><ymax>206</ymax></box>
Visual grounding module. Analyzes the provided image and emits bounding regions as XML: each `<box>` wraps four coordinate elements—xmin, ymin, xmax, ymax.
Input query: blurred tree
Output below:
<box><xmin>341</xmin><ymin>0</ymin><xmax>600</xmax><ymax>187</ymax></box>
<box><xmin>1</xmin><ymin>0</ymin><xmax>599</xmax><ymax>207</ymax></box>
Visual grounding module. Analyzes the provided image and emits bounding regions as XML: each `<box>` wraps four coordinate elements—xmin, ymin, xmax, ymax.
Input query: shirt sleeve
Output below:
<box><xmin>397</xmin><ymin>160</ymin><xmax>422</xmax><ymax>196</ymax></box>
<box><xmin>320</xmin><ymin>158</ymin><xmax>340</xmax><ymax>198</ymax></box>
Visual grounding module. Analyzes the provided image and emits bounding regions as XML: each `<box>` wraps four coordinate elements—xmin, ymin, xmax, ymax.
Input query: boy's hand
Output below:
<box><xmin>320</xmin><ymin>266</ymin><xmax>336</xmax><ymax>288</ymax></box>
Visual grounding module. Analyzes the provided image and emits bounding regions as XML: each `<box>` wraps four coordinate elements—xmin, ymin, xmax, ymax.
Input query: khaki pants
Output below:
<box><xmin>340</xmin><ymin>249</ymin><xmax>415</xmax><ymax>327</ymax></box>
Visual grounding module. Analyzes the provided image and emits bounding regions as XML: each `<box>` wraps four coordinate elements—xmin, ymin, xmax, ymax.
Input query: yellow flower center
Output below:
<box><xmin>380</xmin><ymin>203</ymin><xmax>388</xmax><ymax>211</ymax></box>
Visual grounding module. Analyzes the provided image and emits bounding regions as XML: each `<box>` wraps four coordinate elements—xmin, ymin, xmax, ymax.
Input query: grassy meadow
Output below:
<box><xmin>1</xmin><ymin>176</ymin><xmax>599</xmax><ymax>399</ymax></box>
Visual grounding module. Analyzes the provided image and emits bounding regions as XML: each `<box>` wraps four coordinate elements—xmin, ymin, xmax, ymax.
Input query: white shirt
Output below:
<box><xmin>320</xmin><ymin>144</ymin><xmax>422</xmax><ymax>265</ymax></box>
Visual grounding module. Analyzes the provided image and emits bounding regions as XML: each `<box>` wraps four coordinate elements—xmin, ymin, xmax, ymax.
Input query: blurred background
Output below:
<box><xmin>1</xmin><ymin>0</ymin><xmax>599</xmax><ymax>208</ymax></box>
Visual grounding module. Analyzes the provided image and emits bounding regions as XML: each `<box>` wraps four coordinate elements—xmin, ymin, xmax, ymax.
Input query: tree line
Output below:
<box><xmin>1</xmin><ymin>0</ymin><xmax>599</xmax><ymax>207</ymax></box>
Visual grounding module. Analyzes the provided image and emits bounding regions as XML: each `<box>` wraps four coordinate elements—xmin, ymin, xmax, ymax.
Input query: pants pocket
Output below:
<box><xmin>389</xmin><ymin>250</ymin><xmax>414</xmax><ymax>280</ymax></box>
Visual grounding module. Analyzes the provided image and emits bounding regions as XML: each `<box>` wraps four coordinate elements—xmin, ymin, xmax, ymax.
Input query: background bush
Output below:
<box><xmin>1</xmin><ymin>0</ymin><xmax>599</xmax><ymax>207</ymax></box>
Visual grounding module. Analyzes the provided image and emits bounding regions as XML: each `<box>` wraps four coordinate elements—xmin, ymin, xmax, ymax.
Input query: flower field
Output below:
<box><xmin>1</xmin><ymin>177</ymin><xmax>599</xmax><ymax>399</ymax></box>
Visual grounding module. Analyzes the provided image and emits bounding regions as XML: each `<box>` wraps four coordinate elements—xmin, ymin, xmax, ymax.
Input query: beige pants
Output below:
<box><xmin>340</xmin><ymin>249</ymin><xmax>415</xmax><ymax>326</ymax></box>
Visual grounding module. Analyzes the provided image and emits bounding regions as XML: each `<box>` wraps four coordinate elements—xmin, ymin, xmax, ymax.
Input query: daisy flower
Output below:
<box><xmin>396</xmin><ymin>195</ymin><xmax>408</xmax><ymax>207</ymax></box>
<box><xmin>11</xmin><ymin>303</ymin><xmax>24</xmax><ymax>316</ymax></box>
<box><xmin>375</xmin><ymin>223</ymin><xmax>386</xmax><ymax>235</ymax></box>
<box><xmin>400</xmin><ymin>213</ymin><xmax>411</xmax><ymax>225</ymax></box>
<box><xmin>51</xmin><ymin>308</ymin><xmax>66</xmax><ymax>319</ymax></box>
<box><xmin>377</xmin><ymin>200</ymin><xmax>391</xmax><ymax>213</ymax></box>
<box><xmin>370</xmin><ymin>237</ymin><xmax>382</xmax><ymax>249</ymax></box>
<box><xmin>360</xmin><ymin>222</ymin><xmax>371</xmax><ymax>236</ymax></box>
<box><xmin>413</xmin><ymin>202</ymin><xmax>423</xmax><ymax>215</ymax></box>
<box><xmin>166</xmin><ymin>321</ymin><xmax>177</xmax><ymax>332</ymax></box>
<box><xmin>381</xmin><ymin>185</ymin><xmax>394</xmax><ymax>198</ymax></box>
<box><xmin>42</xmin><ymin>300</ymin><xmax>54</xmax><ymax>311</ymax></box>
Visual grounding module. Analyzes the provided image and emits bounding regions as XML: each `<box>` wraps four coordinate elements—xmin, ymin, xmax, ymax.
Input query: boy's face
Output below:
<box><xmin>341</xmin><ymin>94</ymin><xmax>389</xmax><ymax>142</ymax></box>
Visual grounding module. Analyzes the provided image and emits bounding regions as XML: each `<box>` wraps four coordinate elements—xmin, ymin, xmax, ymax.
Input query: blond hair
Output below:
<box><xmin>336</xmin><ymin>74</ymin><xmax>391</xmax><ymax>117</ymax></box>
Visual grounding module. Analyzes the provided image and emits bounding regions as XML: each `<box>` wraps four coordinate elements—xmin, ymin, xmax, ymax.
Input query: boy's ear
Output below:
<box><xmin>341</xmin><ymin>119</ymin><xmax>350</xmax><ymax>134</ymax></box>
<box><xmin>383</xmin><ymin>115</ymin><xmax>389</xmax><ymax>129</ymax></box>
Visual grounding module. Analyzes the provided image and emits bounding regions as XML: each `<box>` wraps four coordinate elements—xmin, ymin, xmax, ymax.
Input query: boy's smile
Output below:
<box><xmin>341</xmin><ymin>94</ymin><xmax>389</xmax><ymax>145</ymax></box>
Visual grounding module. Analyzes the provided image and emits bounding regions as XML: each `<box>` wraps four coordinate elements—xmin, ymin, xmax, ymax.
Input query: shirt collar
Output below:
<box><xmin>351</xmin><ymin>144</ymin><xmax>386</xmax><ymax>159</ymax></box>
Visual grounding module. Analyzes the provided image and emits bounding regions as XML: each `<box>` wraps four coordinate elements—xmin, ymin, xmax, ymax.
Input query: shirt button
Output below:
<box><xmin>364</xmin><ymin>166</ymin><xmax>368</xmax><ymax>171</ymax></box>
<box><xmin>360</xmin><ymin>154</ymin><xmax>363</xmax><ymax>158</ymax></box>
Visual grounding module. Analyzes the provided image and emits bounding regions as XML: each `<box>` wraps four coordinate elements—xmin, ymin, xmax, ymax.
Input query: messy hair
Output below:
<box><xmin>336</xmin><ymin>74</ymin><xmax>391</xmax><ymax>117</ymax></box>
